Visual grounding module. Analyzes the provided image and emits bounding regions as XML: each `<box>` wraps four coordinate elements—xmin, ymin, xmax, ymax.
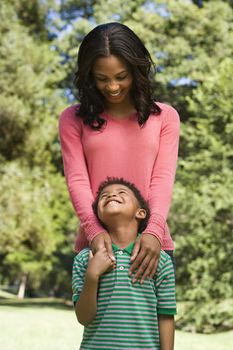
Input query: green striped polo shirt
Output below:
<box><xmin>72</xmin><ymin>242</ymin><xmax>176</xmax><ymax>350</ymax></box>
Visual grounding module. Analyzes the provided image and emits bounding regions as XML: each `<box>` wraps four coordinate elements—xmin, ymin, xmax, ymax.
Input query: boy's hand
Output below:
<box><xmin>87</xmin><ymin>248</ymin><xmax>116</xmax><ymax>279</ymax></box>
<box><xmin>91</xmin><ymin>232</ymin><xmax>116</xmax><ymax>262</ymax></box>
<box><xmin>129</xmin><ymin>234</ymin><xmax>161</xmax><ymax>284</ymax></box>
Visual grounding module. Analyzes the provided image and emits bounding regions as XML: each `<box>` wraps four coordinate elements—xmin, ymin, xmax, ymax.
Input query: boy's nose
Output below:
<box><xmin>108</xmin><ymin>192</ymin><xmax>117</xmax><ymax>198</ymax></box>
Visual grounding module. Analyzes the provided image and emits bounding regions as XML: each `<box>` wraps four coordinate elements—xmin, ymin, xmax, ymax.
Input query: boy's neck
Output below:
<box><xmin>108</xmin><ymin>224</ymin><xmax>138</xmax><ymax>249</ymax></box>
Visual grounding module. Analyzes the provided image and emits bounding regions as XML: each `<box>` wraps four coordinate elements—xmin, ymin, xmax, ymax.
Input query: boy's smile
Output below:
<box><xmin>97</xmin><ymin>184</ymin><xmax>146</xmax><ymax>230</ymax></box>
<box><xmin>103</xmin><ymin>194</ymin><xmax>123</xmax><ymax>207</ymax></box>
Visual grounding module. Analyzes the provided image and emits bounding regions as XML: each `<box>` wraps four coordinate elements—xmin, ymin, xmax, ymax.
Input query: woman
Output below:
<box><xmin>59</xmin><ymin>22</ymin><xmax>180</xmax><ymax>283</ymax></box>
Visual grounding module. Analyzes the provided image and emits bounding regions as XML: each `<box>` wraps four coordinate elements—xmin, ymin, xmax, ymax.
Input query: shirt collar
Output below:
<box><xmin>112</xmin><ymin>234</ymin><xmax>140</xmax><ymax>255</ymax></box>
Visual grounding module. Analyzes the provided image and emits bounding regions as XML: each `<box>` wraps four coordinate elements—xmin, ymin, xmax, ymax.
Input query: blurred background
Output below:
<box><xmin>0</xmin><ymin>0</ymin><xmax>233</xmax><ymax>349</ymax></box>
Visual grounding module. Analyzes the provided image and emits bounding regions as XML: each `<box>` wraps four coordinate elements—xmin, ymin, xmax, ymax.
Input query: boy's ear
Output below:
<box><xmin>135</xmin><ymin>208</ymin><xmax>147</xmax><ymax>219</ymax></box>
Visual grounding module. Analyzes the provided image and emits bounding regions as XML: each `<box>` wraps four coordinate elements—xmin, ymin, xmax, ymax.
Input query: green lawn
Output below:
<box><xmin>0</xmin><ymin>299</ymin><xmax>233</xmax><ymax>350</ymax></box>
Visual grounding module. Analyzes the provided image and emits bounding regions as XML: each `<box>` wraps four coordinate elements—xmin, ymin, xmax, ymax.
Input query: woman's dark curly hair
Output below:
<box><xmin>92</xmin><ymin>177</ymin><xmax>150</xmax><ymax>233</ymax></box>
<box><xmin>74</xmin><ymin>22</ymin><xmax>161</xmax><ymax>130</ymax></box>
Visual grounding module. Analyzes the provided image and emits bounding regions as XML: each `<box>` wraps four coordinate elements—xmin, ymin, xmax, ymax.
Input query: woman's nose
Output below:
<box><xmin>107</xmin><ymin>81</ymin><xmax>119</xmax><ymax>92</ymax></box>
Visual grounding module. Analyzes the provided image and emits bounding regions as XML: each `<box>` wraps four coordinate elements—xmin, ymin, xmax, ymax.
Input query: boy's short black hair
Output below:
<box><xmin>92</xmin><ymin>177</ymin><xmax>150</xmax><ymax>233</ymax></box>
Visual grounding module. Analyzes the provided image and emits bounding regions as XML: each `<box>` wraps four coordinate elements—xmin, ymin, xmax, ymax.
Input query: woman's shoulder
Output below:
<box><xmin>60</xmin><ymin>104</ymin><xmax>80</xmax><ymax>121</ymax></box>
<box><xmin>154</xmin><ymin>102</ymin><xmax>180</xmax><ymax>124</ymax></box>
<box><xmin>59</xmin><ymin>104</ymin><xmax>83</xmax><ymax>131</ymax></box>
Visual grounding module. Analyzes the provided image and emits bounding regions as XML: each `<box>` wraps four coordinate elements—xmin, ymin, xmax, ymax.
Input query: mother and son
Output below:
<box><xmin>59</xmin><ymin>22</ymin><xmax>180</xmax><ymax>350</ymax></box>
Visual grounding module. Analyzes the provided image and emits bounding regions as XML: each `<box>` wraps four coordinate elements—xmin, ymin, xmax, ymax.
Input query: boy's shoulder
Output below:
<box><xmin>157</xmin><ymin>250</ymin><xmax>174</xmax><ymax>273</ymax></box>
<box><xmin>73</xmin><ymin>248</ymin><xmax>90</xmax><ymax>265</ymax></box>
<box><xmin>160</xmin><ymin>250</ymin><xmax>172</xmax><ymax>261</ymax></box>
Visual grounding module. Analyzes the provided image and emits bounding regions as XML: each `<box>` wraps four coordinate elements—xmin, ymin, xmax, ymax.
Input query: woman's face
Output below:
<box><xmin>92</xmin><ymin>55</ymin><xmax>133</xmax><ymax>107</ymax></box>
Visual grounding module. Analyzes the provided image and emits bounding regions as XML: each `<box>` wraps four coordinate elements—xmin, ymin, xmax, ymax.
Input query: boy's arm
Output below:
<box><xmin>75</xmin><ymin>249</ymin><xmax>115</xmax><ymax>326</ymax></box>
<box><xmin>155</xmin><ymin>252</ymin><xmax>177</xmax><ymax>350</ymax></box>
<box><xmin>158</xmin><ymin>314</ymin><xmax>175</xmax><ymax>350</ymax></box>
<box><xmin>75</xmin><ymin>270</ymin><xmax>99</xmax><ymax>326</ymax></box>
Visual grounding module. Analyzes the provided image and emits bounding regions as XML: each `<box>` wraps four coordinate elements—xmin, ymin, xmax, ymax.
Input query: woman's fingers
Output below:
<box><xmin>131</xmin><ymin>254</ymin><xmax>151</xmax><ymax>283</ymax></box>
<box><xmin>139</xmin><ymin>256</ymin><xmax>159</xmax><ymax>284</ymax></box>
<box><xmin>130</xmin><ymin>238</ymin><xmax>140</xmax><ymax>262</ymax></box>
<box><xmin>91</xmin><ymin>233</ymin><xmax>116</xmax><ymax>262</ymax></box>
<box><xmin>129</xmin><ymin>249</ymin><xmax>147</xmax><ymax>276</ymax></box>
<box><xmin>129</xmin><ymin>234</ymin><xmax>161</xmax><ymax>283</ymax></box>
<box><xmin>105</xmin><ymin>237</ymin><xmax>116</xmax><ymax>262</ymax></box>
<box><xmin>89</xmin><ymin>250</ymin><xmax>94</xmax><ymax>259</ymax></box>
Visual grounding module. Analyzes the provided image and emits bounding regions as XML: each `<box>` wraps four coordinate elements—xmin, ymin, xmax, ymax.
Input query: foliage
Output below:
<box><xmin>0</xmin><ymin>1</ymin><xmax>77</xmax><ymax>295</ymax></box>
<box><xmin>170</xmin><ymin>57</ymin><xmax>233</xmax><ymax>302</ymax></box>
<box><xmin>176</xmin><ymin>300</ymin><xmax>233</xmax><ymax>333</ymax></box>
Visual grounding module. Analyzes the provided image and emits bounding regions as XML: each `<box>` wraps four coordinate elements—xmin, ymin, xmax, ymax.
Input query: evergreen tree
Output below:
<box><xmin>0</xmin><ymin>1</ymin><xmax>77</xmax><ymax>297</ymax></box>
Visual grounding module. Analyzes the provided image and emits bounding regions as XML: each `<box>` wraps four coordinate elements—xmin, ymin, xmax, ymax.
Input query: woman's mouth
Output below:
<box><xmin>108</xmin><ymin>91</ymin><xmax>121</xmax><ymax>97</ymax></box>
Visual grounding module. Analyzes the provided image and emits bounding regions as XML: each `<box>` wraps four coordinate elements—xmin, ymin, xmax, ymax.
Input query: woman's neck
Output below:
<box><xmin>105</xmin><ymin>101</ymin><xmax>136</xmax><ymax>120</ymax></box>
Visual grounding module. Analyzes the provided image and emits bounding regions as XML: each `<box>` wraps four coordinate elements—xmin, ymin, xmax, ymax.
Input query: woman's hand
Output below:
<box><xmin>129</xmin><ymin>233</ymin><xmax>161</xmax><ymax>284</ymax></box>
<box><xmin>91</xmin><ymin>232</ymin><xmax>116</xmax><ymax>262</ymax></box>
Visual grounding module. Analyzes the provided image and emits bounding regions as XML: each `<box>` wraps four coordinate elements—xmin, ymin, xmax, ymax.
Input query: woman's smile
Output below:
<box><xmin>93</xmin><ymin>55</ymin><xmax>133</xmax><ymax>107</ymax></box>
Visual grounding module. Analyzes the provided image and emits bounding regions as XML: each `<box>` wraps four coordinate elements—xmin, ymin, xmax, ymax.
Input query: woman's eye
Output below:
<box><xmin>117</xmin><ymin>75</ymin><xmax>127</xmax><ymax>81</ymax></box>
<box><xmin>96</xmin><ymin>77</ymin><xmax>107</xmax><ymax>82</ymax></box>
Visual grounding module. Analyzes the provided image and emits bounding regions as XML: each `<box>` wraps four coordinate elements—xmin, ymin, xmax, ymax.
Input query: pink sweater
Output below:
<box><xmin>59</xmin><ymin>102</ymin><xmax>180</xmax><ymax>251</ymax></box>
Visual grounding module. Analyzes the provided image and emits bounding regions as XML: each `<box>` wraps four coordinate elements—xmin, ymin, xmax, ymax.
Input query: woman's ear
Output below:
<box><xmin>135</xmin><ymin>208</ymin><xmax>147</xmax><ymax>219</ymax></box>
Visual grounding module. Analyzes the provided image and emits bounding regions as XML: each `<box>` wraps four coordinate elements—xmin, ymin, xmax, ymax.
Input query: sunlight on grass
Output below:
<box><xmin>0</xmin><ymin>299</ymin><xmax>233</xmax><ymax>350</ymax></box>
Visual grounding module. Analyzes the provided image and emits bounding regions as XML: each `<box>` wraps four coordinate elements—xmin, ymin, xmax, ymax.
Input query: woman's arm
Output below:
<box><xmin>144</xmin><ymin>105</ymin><xmax>180</xmax><ymax>242</ymax></box>
<box><xmin>130</xmin><ymin>105</ymin><xmax>180</xmax><ymax>281</ymax></box>
<box><xmin>59</xmin><ymin>107</ymin><xmax>115</xmax><ymax>260</ymax></box>
<box><xmin>59</xmin><ymin>107</ymin><xmax>106</xmax><ymax>241</ymax></box>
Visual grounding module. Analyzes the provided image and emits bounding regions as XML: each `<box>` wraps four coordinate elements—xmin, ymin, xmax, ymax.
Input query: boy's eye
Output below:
<box><xmin>119</xmin><ymin>190</ymin><xmax>127</xmax><ymax>195</ymax></box>
<box><xmin>100</xmin><ymin>193</ymin><xmax>107</xmax><ymax>199</ymax></box>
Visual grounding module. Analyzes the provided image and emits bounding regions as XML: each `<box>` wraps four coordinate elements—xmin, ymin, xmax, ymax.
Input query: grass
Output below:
<box><xmin>0</xmin><ymin>298</ymin><xmax>233</xmax><ymax>350</ymax></box>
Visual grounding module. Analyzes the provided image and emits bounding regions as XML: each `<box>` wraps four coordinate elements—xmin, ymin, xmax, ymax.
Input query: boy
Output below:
<box><xmin>72</xmin><ymin>177</ymin><xmax>176</xmax><ymax>350</ymax></box>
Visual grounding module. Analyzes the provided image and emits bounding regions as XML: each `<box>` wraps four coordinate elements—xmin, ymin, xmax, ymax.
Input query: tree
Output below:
<box><xmin>0</xmin><ymin>1</ymin><xmax>77</xmax><ymax>297</ymax></box>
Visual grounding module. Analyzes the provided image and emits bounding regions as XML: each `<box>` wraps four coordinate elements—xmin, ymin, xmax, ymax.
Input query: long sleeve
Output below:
<box><xmin>59</xmin><ymin>107</ymin><xmax>106</xmax><ymax>242</ymax></box>
<box><xmin>143</xmin><ymin>106</ymin><xmax>180</xmax><ymax>244</ymax></box>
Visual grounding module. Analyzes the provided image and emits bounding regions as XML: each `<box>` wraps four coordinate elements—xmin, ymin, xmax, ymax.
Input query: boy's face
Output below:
<box><xmin>97</xmin><ymin>184</ymin><xmax>146</xmax><ymax>226</ymax></box>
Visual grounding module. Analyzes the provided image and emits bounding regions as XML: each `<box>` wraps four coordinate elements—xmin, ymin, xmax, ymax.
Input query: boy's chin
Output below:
<box><xmin>101</xmin><ymin>208</ymin><xmax>123</xmax><ymax>217</ymax></box>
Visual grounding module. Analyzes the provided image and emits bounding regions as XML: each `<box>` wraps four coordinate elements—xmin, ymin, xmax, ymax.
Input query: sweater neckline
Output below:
<box><xmin>101</xmin><ymin>111</ymin><xmax>138</xmax><ymax>122</ymax></box>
